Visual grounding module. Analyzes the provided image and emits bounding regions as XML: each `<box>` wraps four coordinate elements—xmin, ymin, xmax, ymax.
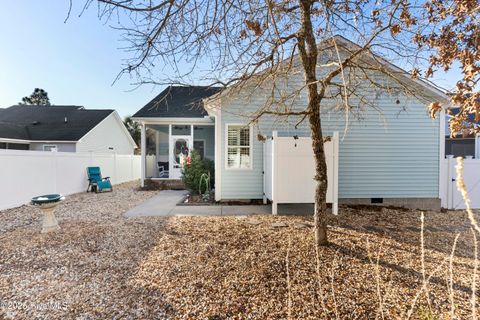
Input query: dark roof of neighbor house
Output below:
<box><xmin>0</xmin><ymin>105</ymin><xmax>114</xmax><ymax>141</ymax></box>
<box><xmin>133</xmin><ymin>86</ymin><xmax>222</xmax><ymax>118</ymax></box>
<box><xmin>448</xmin><ymin>108</ymin><xmax>480</xmax><ymax>124</ymax></box>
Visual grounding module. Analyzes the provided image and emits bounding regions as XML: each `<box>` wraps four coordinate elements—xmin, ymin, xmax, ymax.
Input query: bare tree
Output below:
<box><xmin>80</xmin><ymin>0</ymin><xmax>441</xmax><ymax>246</ymax></box>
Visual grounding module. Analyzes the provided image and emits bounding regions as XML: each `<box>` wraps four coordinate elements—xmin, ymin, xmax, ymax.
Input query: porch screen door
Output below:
<box><xmin>170</xmin><ymin>136</ymin><xmax>191</xmax><ymax>179</ymax></box>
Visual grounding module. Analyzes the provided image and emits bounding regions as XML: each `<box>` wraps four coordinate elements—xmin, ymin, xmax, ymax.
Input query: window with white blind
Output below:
<box><xmin>43</xmin><ymin>145</ymin><xmax>57</xmax><ymax>152</ymax></box>
<box><xmin>226</xmin><ymin>125</ymin><xmax>251</xmax><ymax>169</ymax></box>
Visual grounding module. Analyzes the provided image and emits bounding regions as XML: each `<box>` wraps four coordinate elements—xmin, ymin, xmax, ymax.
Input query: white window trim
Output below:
<box><xmin>43</xmin><ymin>144</ymin><xmax>58</xmax><ymax>152</ymax></box>
<box><xmin>225</xmin><ymin>123</ymin><xmax>253</xmax><ymax>170</ymax></box>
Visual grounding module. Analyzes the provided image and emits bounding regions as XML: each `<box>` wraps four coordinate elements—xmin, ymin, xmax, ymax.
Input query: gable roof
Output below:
<box><xmin>133</xmin><ymin>86</ymin><xmax>222</xmax><ymax>118</ymax></box>
<box><xmin>0</xmin><ymin>105</ymin><xmax>114</xmax><ymax>141</ymax></box>
<box><xmin>204</xmin><ymin>35</ymin><xmax>449</xmax><ymax>109</ymax></box>
<box><xmin>331</xmin><ymin>35</ymin><xmax>448</xmax><ymax>102</ymax></box>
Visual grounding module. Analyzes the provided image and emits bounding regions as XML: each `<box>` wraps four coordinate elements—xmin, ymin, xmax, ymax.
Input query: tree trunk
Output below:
<box><xmin>298</xmin><ymin>0</ymin><xmax>329</xmax><ymax>246</ymax></box>
<box><xmin>308</xmin><ymin>103</ymin><xmax>329</xmax><ymax>246</ymax></box>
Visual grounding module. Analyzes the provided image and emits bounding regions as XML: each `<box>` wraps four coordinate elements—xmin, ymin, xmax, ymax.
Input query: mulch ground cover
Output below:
<box><xmin>1</xmin><ymin>182</ymin><xmax>479</xmax><ymax>319</ymax></box>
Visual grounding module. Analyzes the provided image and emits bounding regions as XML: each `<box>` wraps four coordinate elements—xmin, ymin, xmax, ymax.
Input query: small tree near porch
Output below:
<box><xmin>84</xmin><ymin>0</ymin><xmax>442</xmax><ymax>247</ymax></box>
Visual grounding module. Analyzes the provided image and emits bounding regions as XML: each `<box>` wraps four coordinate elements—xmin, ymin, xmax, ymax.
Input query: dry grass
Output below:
<box><xmin>0</xmin><ymin>182</ymin><xmax>479</xmax><ymax>319</ymax></box>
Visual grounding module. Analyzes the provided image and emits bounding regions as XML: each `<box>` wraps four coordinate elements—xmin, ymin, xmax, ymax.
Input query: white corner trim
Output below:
<box><xmin>476</xmin><ymin>134</ymin><xmax>480</xmax><ymax>159</ymax></box>
<box><xmin>224</xmin><ymin>123</ymin><xmax>254</xmax><ymax>171</ymax></box>
<box><xmin>140</xmin><ymin>122</ymin><xmax>146</xmax><ymax>187</ymax></box>
<box><xmin>214</xmin><ymin>112</ymin><xmax>222</xmax><ymax>201</ymax></box>
<box><xmin>439</xmin><ymin>107</ymin><xmax>446</xmax><ymax>206</ymax></box>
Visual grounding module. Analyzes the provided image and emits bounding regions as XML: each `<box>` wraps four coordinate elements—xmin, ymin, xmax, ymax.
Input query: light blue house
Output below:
<box><xmin>133</xmin><ymin>37</ymin><xmax>448</xmax><ymax>210</ymax></box>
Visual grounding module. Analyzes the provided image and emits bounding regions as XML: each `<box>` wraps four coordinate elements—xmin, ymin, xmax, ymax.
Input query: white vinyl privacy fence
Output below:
<box><xmin>264</xmin><ymin>131</ymin><xmax>339</xmax><ymax>215</ymax></box>
<box><xmin>0</xmin><ymin>150</ymin><xmax>141</xmax><ymax>210</ymax></box>
<box><xmin>442</xmin><ymin>156</ymin><xmax>480</xmax><ymax>210</ymax></box>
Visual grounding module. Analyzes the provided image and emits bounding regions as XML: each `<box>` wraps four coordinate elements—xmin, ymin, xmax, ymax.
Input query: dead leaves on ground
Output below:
<box><xmin>1</xmin><ymin>183</ymin><xmax>479</xmax><ymax>319</ymax></box>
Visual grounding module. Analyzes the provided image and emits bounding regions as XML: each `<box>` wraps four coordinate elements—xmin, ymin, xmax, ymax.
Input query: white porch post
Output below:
<box><xmin>168</xmin><ymin>124</ymin><xmax>172</xmax><ymax>175</ymax></box>
<box><xmin>155</xmin><ymin>131</ymin><xmax>160</xmax><ymax>159</ymax></box>
<box><xmin>140</xmin><ymin>122</ymin><xmax>146</xmax><ymax>187</ymax></box>
<box><xmin>190</xmin><ymin>125</ymin><xmax>194</xmax><ymax>151</ymax></box>
<box><xmin>155</xmin><ymin>131</ymin><xmax>160</xmax><ymax>179</ymax></box>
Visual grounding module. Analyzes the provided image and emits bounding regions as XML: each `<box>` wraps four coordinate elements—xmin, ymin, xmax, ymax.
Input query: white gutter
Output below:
<box><xmin>131</xmin><ymin>117</ymin><xmax>214</xmax><ymax>125</ymax></box>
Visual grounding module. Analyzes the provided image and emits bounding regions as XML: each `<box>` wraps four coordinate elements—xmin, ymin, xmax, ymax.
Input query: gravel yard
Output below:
<box><xmin>1</xmin><ymin>181</ymin><xmax>479</xmax><ymax>319</ymax></box>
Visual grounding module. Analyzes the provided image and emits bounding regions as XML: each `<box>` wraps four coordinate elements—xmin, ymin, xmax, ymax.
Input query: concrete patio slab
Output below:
<box><xmin>125</xmin><ymin>190</ymin><xmax>188</xmax><ymax>217</ymax></box>
<box><xmin>126</xmin><ymin>191</ymin><xmax>316</xmax><ymax>217</ymax></box>
<box><xmin>154</xmin><ymin>204</ymin><xmax>270</xmax><ymax>216</ymax></box>
<box><xmin>221</xmin><ymin>205</ymin><xmax>271</xmax><ymax>215</ymax></box>
<box><xmin>171</xmin><ymin>205</ymin><xmax>221</xmax><ymax>216</ymax></box>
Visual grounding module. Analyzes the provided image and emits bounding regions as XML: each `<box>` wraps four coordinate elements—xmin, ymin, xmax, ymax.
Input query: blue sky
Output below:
<box><xmin>0</xmin><ymin>1</ymin><xmax>160</xmax><ymax>118</ymax></box>
<box><xmin>0</xmin><ymin>1</ymin><xmax>461</xmax><ymax>119</ymax></box>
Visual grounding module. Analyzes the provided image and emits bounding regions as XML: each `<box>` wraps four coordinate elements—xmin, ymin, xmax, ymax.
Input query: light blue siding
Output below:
<box><xmin>218</xmin><ymin>71</ymin><xmax>440</xmax><ymax>200</ymax></box>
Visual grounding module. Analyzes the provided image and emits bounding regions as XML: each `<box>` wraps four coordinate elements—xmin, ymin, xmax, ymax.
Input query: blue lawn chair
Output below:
<box><xmin>87</xmin><ymin>167</ymin><xmax>113</xmax><ymax>193</ymax></box>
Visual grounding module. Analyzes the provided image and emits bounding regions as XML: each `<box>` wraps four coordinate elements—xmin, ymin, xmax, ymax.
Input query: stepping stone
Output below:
<box><xmin>271</xmin><ymin>222</ymin><xmax>288</xmax><ymax>228</ymax></box>
<box><xmin>362</xmin><ymin>225</ymin><xmax>385</xmax><ymax>233</ymax></box>
<box><xmin>405</xmin><ymin>226</ymin><xmax>421</xmax><ymax>232</ymax></box>
<box><xmin>425</xmin><ymin>226</ymin><xmax>440</xmax><ymax>232</ymax></box>
<box><xmin>246</xmin><ymin>220</ymin><xmax>262</xmax><ymax>225</ymax></box>
<box><xmin>294</xmin><ymin>223</ymin><xmax>311</xmax><ymax>229</ymax></box>
<box><xmin>235</xmin><ymin>215</ymin><xmax>248</xmax><ymax>220</ymax></box>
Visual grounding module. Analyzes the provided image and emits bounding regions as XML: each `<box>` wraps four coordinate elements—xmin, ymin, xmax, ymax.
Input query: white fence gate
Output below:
<box><xmin>0</xmin><ymin>150</ymin><xmax>142</xmax><ymax>210</ymax></box>
<box><xmin>443</xmin><ymin>156</ymin><xmax>480</xmax><ymax>209</ymax></box>
<box><xmin>264</xmin><ymin>131</ymin><xmax>339</xmax><ymax>215</ymax></box>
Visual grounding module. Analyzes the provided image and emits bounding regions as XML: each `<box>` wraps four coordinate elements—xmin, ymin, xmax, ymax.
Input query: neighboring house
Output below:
<box><xmin>133</xmin><ymin>37</ymin><xmax>448</xmax><ymax>210</ymax></box>
<box><xmin>0</xmin><ymin>105</ymin><xmax>136</xmax><ymax>154</ymax></box>
<box><xmin>444</xmin><ymin>111</ymin><xmax>479</xmax><ymax>159</ymax></box>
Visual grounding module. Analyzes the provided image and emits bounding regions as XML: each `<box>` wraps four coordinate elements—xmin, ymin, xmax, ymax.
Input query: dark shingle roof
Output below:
<box><xmin>133</xmin><ymin>86</ymin><xmax>222</xmax><ymax>118</ymax></box>
<box><xmin>0</xmin><ymin>105</ymin><xmax>114</xmax><ymax>141</ymax></box>
<box><xmin>448</xmin><ymin>108</ymin><xmax>480</xmax><ymax>124</ymax></box>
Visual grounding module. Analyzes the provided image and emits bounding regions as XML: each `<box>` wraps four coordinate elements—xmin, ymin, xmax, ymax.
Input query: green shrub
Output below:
<box><xmin>182</xmin><ymin>150</ymin><xmax>215</xmax><ymax>194</ymax></box>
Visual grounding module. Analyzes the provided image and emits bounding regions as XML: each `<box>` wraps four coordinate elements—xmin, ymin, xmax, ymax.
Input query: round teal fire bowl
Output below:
<box><xmin>31</xmin><ymin>194</ymin><xmax>65</xmax><ymax>233</ymax></box>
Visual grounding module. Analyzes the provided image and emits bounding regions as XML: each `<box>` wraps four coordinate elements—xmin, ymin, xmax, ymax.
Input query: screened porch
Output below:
<box><xmin>143</xmin><ymin>124</ymin><xmax>215</xmax><ymax>180</ymax></box>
